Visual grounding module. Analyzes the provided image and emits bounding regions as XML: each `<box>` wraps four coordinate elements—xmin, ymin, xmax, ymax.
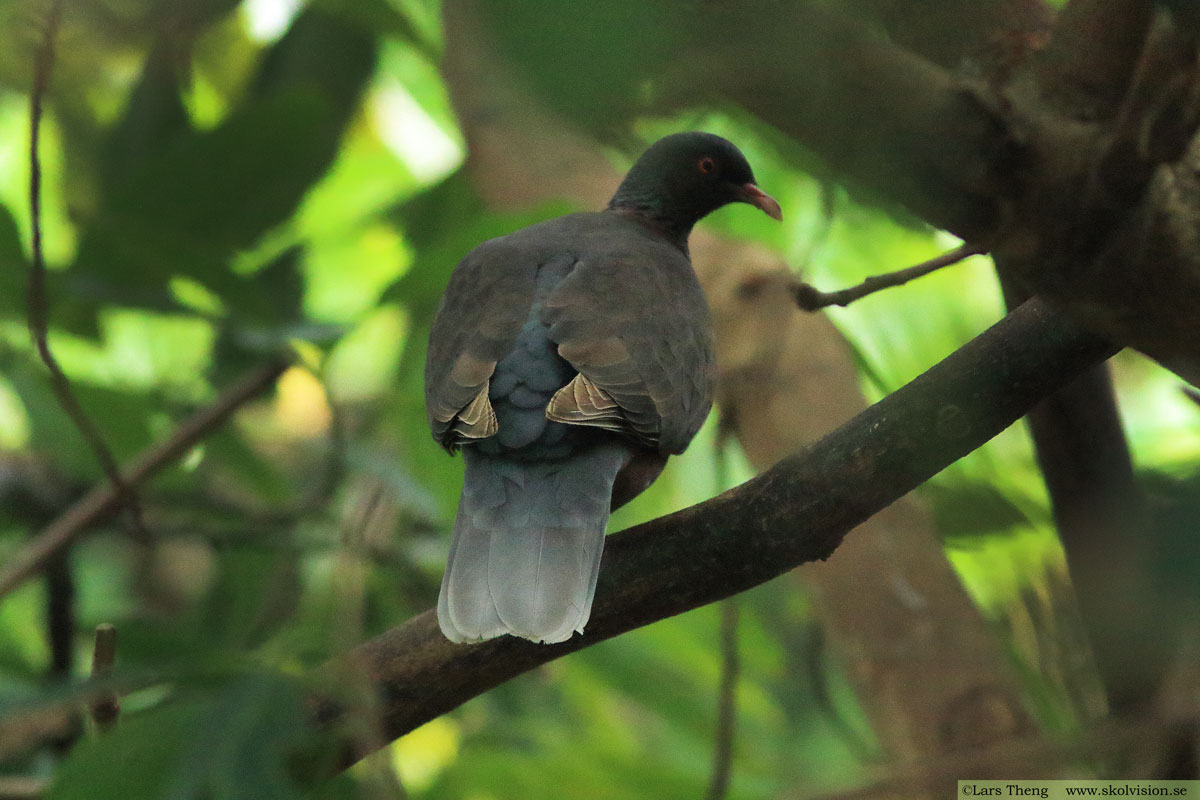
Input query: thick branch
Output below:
<box><xmin>847</xmin><ymin>0</ymin><xmax>1053</xmax><ymax>73</ymax></box>
<box><xmin>1037</xmin><ymin>0</ymin><xmax>1156</xmax><ymax>118</ymax></box>
<box><xmin>0</xmin><ymin>357</ymin><xmax>290</xmax><ymax>598</ymax></box>
<box><xmin>705</xmin><ymin>3</ymin><xmax>1200</xmax><ymax>383</ymax></box>
<box><xmin>314</xmin><ymin>299</ymin><xmax>1117</xmax><ymax>767</ymax></box>
<box><xmin>699</xmin><ymin>5</ymin><xmax>1016</xmax><ymax>240</ymax></box>
<box><xmin>1024</xmin><ymin>363</ymin><xmax>1163</xmax><ymax>712</ymax></box>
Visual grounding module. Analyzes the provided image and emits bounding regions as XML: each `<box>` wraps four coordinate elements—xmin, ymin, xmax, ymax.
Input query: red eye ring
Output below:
<box><xmin>698</xmin><ymin>156</ymin><xmax>715</xmax><ymax>174</ymax></box>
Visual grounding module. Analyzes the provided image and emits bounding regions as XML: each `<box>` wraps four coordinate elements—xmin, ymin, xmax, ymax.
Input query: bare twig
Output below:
<box><xmin>792</xmin><ymin>243</ymin><xmax>986</xmax><ymax>311</ymax></box>
<box><xmin>704</xmin><ymin>419</ymin><xmax>740</xmax><ymax>800</ymax></box>
<box><xmin>0</xmin><ymin>357</ymin><xmax>291</xmax><ymax>598</ymax></box>
<box><xmin>26</xmin><ymin>0</ymin><xmax>150</xmax><ymax>543</ymax></box>
<box><xmin>88</xmin><ymin>624</ymin><xmax>119</xmax><ymax>731</ymax></box>
<box><xmin>704</xmin><ymin>600</ymin><xmax>740</xmax><ymax>800</ymax></box>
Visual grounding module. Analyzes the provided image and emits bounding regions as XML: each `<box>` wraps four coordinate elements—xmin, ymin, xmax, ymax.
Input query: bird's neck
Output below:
<box><xmin>606</xmin><ymin>196</ymin><xmax>695</xmax><ymax>255</ymax></box>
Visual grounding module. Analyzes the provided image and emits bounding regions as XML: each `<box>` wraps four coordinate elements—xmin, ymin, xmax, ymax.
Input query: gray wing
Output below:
<box><xmin>424</xmin><ymin>236</ymin><xmax>539</xmax><ymax>451</ymax></box>
<box><xmin>541</xmin><ymin>235</ymin><xmax>714</xmax><ymax>455</ymax></box>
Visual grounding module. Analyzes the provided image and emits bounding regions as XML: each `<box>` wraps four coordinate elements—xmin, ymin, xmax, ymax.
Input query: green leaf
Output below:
<box><xmin>480</xmin><ymin>0</ymin><xmax>681</xmax><ymax>132</ymax></box>
<box><xmin>311</xmin><ymin>0</ymin><xmax>437</xmax><ymax>58</ymax></box>
<box><xmin>231</xmin><ymin>246</ymin><xmax>307</xmax><ymax>326</ymax></box>
<box><xmin>196</xmin><ymin>545</ymin><xmax>302</xmax><ymax>650</ymax></box>
<box><xmin>383</xmin><ymin>170</ymin><xmax>572</xmax><ymax>312</ymax></box>
<box><xmin>0</xmin><ymin>202</ymin><xmax>28</xmax><ymax>320</ymax></box>
<box><xmin>99</xmin><ymin>40</ymin><xmax>190</xmax><ymax>194</ymax></box>
<box><xmin>48</xmin><ymin>672</ymin><xmax>328</xmax><ymax>800</ymax></box>
<box><xmin>2</xmin><ymin>353</ymin><xmax>156</xmax><ymax>480</ymax></box>
<box><xmin>71</xmin><ymin>8</ymin><xmax>378</xmax><ymax>314</ymax></box>
<box><xmin>0</xmin><ymin>581</ymin><xmax>50</xmax><ymax>675</ymax></box>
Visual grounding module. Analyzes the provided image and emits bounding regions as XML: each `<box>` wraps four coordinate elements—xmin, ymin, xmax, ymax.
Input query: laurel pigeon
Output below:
<box><xmin>426</xmin><ymin>132</ymin><xmax>782</xmax><ymax>644</ymax></box>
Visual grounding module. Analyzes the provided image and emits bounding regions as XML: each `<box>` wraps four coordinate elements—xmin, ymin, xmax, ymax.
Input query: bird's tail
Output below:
<box><xmin>437</xmin><ymin>442</ymin><xmax>630</xmax><ymax>644</ymax></box>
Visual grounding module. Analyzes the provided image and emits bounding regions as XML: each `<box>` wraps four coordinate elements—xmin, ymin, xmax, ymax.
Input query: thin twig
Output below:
<box><xmin>704</xmin><ymin>415</ymin><xmax>741</xmax><ymax>800</ymax></box>
<box><xmin>88</xmin><ymin>624</ymin><xmax>119</xmax><ymax>731</ymax></box>
<box><xmin>0</xmin><ymin>356</ymin><xmax>291</xmax><ymax>598</ymax></box>
<box><xmin>792</xmin><ymin>242</ymin><xmax>986</xmax><ymax>311</ymax></box>
<box><xmin>704</xmin><ymin>600</ymin><xmax>740</xmax><ymax>800</ymax></box>
<box><xmin>26</xmin><ymin>0</ymin><xmax>151</xmax><ymax>543</ymax></box>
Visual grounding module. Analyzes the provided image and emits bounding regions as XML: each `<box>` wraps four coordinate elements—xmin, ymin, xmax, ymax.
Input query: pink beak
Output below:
<box><xmin>738</xmin><ymin>183</ymin><xmax>783</xmax><ymax>221</ymax></box>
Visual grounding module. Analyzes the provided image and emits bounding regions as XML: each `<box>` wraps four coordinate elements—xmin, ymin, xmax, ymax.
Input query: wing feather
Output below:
<box><xmin>541</xmin><ymin>220</ymin><xmax>714</xmax><ymax>454</ymax></box>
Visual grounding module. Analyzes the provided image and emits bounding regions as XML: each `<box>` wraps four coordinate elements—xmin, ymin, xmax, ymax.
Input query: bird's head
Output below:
<box><xmin>608</xmin><ymin>132</ymin><xmax>782</xmax><ymax>240</ymax></box>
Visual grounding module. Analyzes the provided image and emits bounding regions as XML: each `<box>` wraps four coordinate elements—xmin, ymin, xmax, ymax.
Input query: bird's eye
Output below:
<box><xmin>698</xmin><ymin>156</ymin><xmax>716</xmax><ymax>174</ymax></box>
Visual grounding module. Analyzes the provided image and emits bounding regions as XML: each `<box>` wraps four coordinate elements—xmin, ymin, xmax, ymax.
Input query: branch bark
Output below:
<box><xmin>697</xmin><ymin>4</ymin><xmax>1016</xmax><ymax>241</ymax></box>
<box><xmin>847</xmin><ymin>0</ymin><xmax>1053</xmax><ymax>74</ymax></box>
<box><xmin>1022</xmin><ymin>362</ymin><xmax>1162</xmax><ymax>712</ymax></box>
<box><xmin>1036</xmin><ymin>0</ymin><xmax>1156</xmax><ymax>118</ymax></box>
<box><xmin>313</xmin><ymin>299</ymin><xmax>1117</xmax><ymax>767</ymax></box>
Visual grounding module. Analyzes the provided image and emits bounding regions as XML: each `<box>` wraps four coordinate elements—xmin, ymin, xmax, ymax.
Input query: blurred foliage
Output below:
<box><xmin>0</xmin><ymin>1</ymin><xmax>1197</xmax><ymax>799</ymax></box>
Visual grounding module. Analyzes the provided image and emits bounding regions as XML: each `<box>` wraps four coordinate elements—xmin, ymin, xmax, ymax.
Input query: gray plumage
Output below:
<box><xmin>425</xmin><ymin>132</ymin><xmax>780</xmax><ymax>644</ymax></box>
<box><xmin>437</xmin><ymin>443</ymin><xmax>631</xmax><ymax>643</ymax></box>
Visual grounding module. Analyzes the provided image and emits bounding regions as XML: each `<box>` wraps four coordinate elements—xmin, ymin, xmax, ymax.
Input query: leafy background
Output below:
<box><xmin>0</xmin><ymin>0</ymin><xmax>1196</xmax><ymax>798</ymax></box>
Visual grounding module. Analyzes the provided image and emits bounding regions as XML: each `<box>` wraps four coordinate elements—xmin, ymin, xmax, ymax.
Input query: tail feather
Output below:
<box><xmin>438</xmin><ymin>443</ymin><xmax>631</xmax><ymax>644</ymax></box>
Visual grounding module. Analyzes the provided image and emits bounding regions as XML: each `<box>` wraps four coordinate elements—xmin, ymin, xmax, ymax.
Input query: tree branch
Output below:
<box><xmin>26</xmin><ymin>0</ymin><xmax>151</xmax><ymax>543</ymax></box>
<box><xmin>1037</xmin><ymin>0</ymin><xmax>1156</xmax><ymax>118</ymax></box>
<box><xmin>312</xmin><ymin>299</ymin><xmax>1117</xmax><ymax>769</ymax></box>
<box><xmin>847</xmin><ymin>0</ymin><xmax>1053</xmax><ymax>74</ymax></box>
<box><xmin>0</xmin><ymin>357</ymin><xmax>290</xmax><ymax>598</ymax></box>
<box><xmin>698</xmin><ymin>4</ymin><xmax>1017</xmax><ymax>241</ymax></box>
<box><xmin>462</xmin><ymin>0</ymin><xmax>1200</xmax><ymax>382</ymax></box>
<box><xmin>792</xmin><ymin>242</ymin><xmax>985</xmax><ymax>310</ymax></box>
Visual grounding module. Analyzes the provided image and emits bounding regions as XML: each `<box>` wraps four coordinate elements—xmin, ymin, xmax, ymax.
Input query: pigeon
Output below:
<box><xmin>425</xmin><ymin>132</ymin><xmax>782</xmax><ymax>643</ymax></box>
